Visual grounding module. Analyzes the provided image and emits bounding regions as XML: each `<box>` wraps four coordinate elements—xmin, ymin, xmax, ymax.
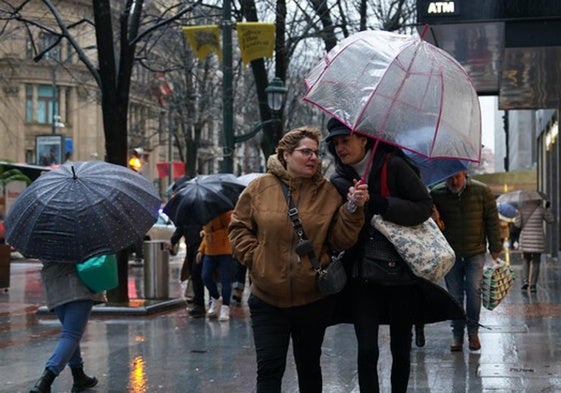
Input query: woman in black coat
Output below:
<box><xmin>325</xmin><ymin>118</ymin><xmax>464</xmax><ymax>393</ymax></box>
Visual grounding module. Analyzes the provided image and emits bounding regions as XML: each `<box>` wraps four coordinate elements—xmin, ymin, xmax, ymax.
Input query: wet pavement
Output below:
<box><xmin>1</xmin><ymin>249</ymin><xmax>561</xmax><ymax>392</ymax></box>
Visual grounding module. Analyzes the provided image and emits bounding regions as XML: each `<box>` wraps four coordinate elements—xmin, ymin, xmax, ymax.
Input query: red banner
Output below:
<box><xmin>156</xmin><ymin>162</ymin><xmax>185</xmax><ymax>179</ymax></box>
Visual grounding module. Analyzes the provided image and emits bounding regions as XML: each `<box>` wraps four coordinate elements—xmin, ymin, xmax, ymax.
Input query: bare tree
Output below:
<box><xmin>0</xmin><ymin>0</ymin><xmax>204</xmax><ymax>303</ymax></box>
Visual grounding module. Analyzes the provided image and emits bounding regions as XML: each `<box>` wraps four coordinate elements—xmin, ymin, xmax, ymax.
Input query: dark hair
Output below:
<box><xmin>276</xmin><ymin>126</ymin><xmax>321</xmax><ymax>167</ymax></box>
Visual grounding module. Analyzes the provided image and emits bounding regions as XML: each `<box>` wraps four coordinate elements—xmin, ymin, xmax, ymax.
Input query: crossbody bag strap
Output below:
<box><xmin>277</xmin><ymin>179</ymin><xmax>322</xmax><ymax>271</ymax></box>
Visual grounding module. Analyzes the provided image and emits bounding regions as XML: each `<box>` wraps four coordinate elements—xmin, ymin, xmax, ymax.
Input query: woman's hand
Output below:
<box><xmin>348</xmin><ymin>180</ymin><xmax>369</xmax><ymax>208</ymax></box>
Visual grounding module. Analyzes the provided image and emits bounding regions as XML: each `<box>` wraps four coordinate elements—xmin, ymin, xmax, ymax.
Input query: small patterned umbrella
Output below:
<box><xmin>5</xmin><ymin>161</ymin><xmax>161</xmax><ymax>263</ymax></box>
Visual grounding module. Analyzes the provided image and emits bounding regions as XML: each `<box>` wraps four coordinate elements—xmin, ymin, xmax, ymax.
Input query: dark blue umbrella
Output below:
<box><xmin>403</xmin><ymin>151</ymin><xmax>471</xmax><ymax>186</ymax></box>
<box><xmin>497</xmin><ymin>202</ymin><xmax>518</xmax><ymax>218</ymax></box>
<box><xmin>163</xmin><ymin>174</ymin><xmax>245</xmax><ymax>226</ymax></box>
<box><xmin>5</xmin><ymin>161</ymin><xmax>161</xmax><ymax>263</ymax></box>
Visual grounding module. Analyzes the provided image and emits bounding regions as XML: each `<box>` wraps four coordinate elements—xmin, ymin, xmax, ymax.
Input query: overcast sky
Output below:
<box><xmin>480</xmin><ymin>96</ymin><xmax>497</xmax><ymax>152</ymax></box>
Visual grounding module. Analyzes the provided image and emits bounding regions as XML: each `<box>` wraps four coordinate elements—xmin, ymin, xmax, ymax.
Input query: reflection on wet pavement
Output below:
<box><xmin>2</xmin><ymin>251</ymin><xmax>561</xmax><ymax>392</ymax></box>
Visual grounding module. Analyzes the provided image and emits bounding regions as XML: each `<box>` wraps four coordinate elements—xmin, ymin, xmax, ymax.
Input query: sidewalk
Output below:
<box><xmin>1</xmin><ymin>251</ymin><xmax>561</xmax><ymax>392</ymax></box>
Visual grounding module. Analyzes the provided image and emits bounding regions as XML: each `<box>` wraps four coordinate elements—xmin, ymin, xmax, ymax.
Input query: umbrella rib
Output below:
<box><xmin>356</xmin><ymin>38</ymin><xmax>421</xmax><ymax>137</ymax></box>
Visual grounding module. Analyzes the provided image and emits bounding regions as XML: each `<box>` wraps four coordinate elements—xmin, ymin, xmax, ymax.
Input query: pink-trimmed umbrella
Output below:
<box><xmin>303</xmin><ymin>28</ymin><xmax>481</xmax><ymax>164</ymax></box>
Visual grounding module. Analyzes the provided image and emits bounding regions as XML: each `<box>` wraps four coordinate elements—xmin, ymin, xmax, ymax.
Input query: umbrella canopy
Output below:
<box><xmin>497</xmin><ymin>202</ymin><xmax>518</xmax><ymax>218</ymax></box>
<box><xmin>163</xmin><ymin>173</ymin><xmax>246</xmax><ymax>227</ymax></box>
<box><xmin>403</xmin><ymin>151</ymin><xmax>471</xmax><ymax>187</ymax></box>
<box><xmin>303</xmin><ymin>29</ymin><xmax>481</xmax><ymax>162</ymax></box>
<box><xmin>237</xmin><ymin>172</ymin><xmax>265</xmax><ymax>187</ymax></box>
<box><xmin>5</xmin><ymin>161</ymin><xmax>161</xmax><ymax>263</ymax></box>
<box><xmin>497</xmin><ymin>190</ymin><xmax>546</xmax><ymax>207</ymax></box>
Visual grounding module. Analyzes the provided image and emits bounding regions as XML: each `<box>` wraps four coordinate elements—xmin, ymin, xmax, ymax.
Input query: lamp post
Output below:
<box><xmin>221</xmin><ymin>0</ymin><xmax>234</xmax><ymax>173</ymax></box>
<box><xmin>51</xmin><ymin>66</ymin><xmax>59</xmax><ymax>135</ymax></box>
<box><xmin>232</xmin><ymin>78</ymin><xmax>287</xmax><ymax>146</ymax></box>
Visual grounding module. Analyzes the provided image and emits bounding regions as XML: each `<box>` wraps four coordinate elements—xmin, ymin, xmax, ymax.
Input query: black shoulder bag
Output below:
<box><xmin>278</xmin><ymin>180</ymin><xmax>347</xmax><ymax>295</ymax></box>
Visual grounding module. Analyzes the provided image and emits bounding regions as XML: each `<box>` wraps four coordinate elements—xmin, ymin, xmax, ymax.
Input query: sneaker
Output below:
<box><xmin>468</xmin><ymin>334</ymin><xmax>481</xmax><ymax>351</ymax></box>
<box><xmin>450</xmin><ymin>338</ymin><xmax>463</xmax><ymax>352</ymax></box>
<box><xmin>207</xmin><ymin>297</ymin><xmax>222</xmax><ymax>318</ymax></box>
<box><xmin>530</xmin><ymin>285</ymin><xmax>537</xmax><ymax>293</ymax></box>
<box><xmin>219</xmin><ymin>305</ymin><xmax>230</xmax><ymax>322</ymax></box>
<box><xmin>521</xmin><ymin>282</ymin><xmax>529</xmax><ymax>290</ymax></box>
<box><xmin>188</xmin><ymin>305</ymin><xmax>206</xmax><ymax>318</ymax></box>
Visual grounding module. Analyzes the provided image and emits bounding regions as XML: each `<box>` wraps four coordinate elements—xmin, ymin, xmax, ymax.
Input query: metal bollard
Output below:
<box><xmin>142</xmin><ymin>241</ymin><xmax>169</xmax><ymax>299</ymax></box>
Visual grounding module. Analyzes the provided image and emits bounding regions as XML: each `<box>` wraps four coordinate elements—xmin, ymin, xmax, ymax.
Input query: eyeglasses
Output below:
<box><xmin>293</xmin><ymin>148</ymin><xmax>321</xmax><ymax>158</ymax></box>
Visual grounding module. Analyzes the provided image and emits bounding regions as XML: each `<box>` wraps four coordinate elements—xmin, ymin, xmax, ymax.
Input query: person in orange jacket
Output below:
<box><xmin>197</xmin><ymin>210</ymin><xmax>234</xmax><ymax>322</ymax></box>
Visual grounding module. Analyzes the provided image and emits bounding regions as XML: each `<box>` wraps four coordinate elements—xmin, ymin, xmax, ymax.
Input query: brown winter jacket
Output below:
<box><xmin>228</xmin><ymin>155</ymin><xmax>365</xmax><ymax>308</ymax></box>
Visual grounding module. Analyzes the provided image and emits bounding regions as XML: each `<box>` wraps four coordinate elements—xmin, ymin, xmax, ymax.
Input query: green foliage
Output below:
<box><xmin>0</xmin><ymin>162</ymin><xmax>32</xmax><ymax>186</ymax></box>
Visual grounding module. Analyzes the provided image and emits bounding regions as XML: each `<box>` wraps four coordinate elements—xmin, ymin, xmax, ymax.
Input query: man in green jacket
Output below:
<box><xmin>431</xmin><ymin>171</ymin><xmax>501</xmax><ymax>352</ymax></box>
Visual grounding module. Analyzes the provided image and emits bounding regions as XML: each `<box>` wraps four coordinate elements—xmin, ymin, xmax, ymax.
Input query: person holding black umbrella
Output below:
<box><xmin>3</xmin><ymin>161</ymin><xmax>161</xmax><ymax>393</ymax></box>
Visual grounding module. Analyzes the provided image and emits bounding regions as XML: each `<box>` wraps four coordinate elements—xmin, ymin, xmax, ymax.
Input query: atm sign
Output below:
<box><xmin>426</xmin><ymin>1</ymin><xmax>459</xmax><ymax>16</ymax></box>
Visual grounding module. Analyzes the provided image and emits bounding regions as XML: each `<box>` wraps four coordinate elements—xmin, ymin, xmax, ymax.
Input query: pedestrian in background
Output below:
<box><xmin>229</xmin><ymin>126</ymin><xmax>367</xmax><ymax>393</ymax></box>
<box><xmin>198</xmin><ymin>210</ymin><xmax>234</xmax><ymax>322</ymax></box>
<box><xmin>171</xmin><ymin>223</ymin><xmax>205</xmax><ymax>317</ymax></box>
<box><xmin>326</xmin><ymin>118</ymin><xmax>462</xmax><ymax>393</ymax></box>
<box><xmin>431</xmin><ymin>171</ymin><xmax>502</xmax><ymax>352</ymax></box>
<box><xmin>30</xmin><ymin>261</ymin><xmax>104</xmax><ymax>393</ymax></box>
<box><xmin>514</xmin><ymin>199</ymin><xmax>554</xmax><ymax>292</ymax></box>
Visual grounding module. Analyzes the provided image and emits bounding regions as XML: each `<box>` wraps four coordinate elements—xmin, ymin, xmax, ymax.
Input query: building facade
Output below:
<box><xmin>0</xmin><ymin>1</ymin><xmax>169</xmax><ymax>195</ymax></box>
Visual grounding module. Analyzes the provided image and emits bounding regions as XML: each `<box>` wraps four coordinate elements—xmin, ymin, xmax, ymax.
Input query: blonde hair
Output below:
<box><xmin>276</xmin><ymin>126</ymin><xmax>321</xmax><ymax>167</ymax></box>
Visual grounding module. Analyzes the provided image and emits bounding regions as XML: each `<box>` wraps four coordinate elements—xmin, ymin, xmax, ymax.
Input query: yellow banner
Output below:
<box><xmin>236</xmin><ymin>22</ymin><xmax>275</xmax><ymax>66</ymax></box>
<box><xmin>182</xmin><ymin>25</ymin><xmax>222</xmax><ymax>61</ymax></box>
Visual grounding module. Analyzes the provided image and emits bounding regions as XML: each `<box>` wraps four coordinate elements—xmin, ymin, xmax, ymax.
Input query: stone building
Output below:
<box><xmin>0</xmin><ymin>1</ymin><xmax>166</xmax><ymax>189</ymax></box>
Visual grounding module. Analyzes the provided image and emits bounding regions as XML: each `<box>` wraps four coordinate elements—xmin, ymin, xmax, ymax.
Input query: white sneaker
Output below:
<box><xmin>219</xmin><ymin>305</ymin><xmax>230</xmax><ymax>322</ymax></box>
<box><xmin>207</xmin><ymin>297</ymin><xmax>222</xmax><ymax>318</ymax></box>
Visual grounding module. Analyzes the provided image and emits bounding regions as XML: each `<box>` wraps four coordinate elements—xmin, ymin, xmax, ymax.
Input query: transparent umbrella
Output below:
<box><xmin>304</xmin><ymin>28</ymin><xmax>481</xmax><ymax>162</ymax></box>
<box><xmin>497</xmin><ymin>190</ymin><xmax>546</xmax><ymax>207</ymax></box>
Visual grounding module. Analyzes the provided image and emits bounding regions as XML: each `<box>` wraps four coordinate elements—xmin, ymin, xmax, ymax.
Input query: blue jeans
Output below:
<box><xmin>248</xmin><ymin>294</ymin><xmax>334</xmax><ymax>393</ymax></box>
<box><xmin>444</xmin><ymin>253</ymin><xmax>485</xmax><ymax>338</ymax></box>
<box><xmin>201</xmin><ymin>254</ymin><xmax>233</xmax><ymax>306</ymax></box>
<box><xmin>46</xmin><ymin>300</ymin><xmax>94</xmax><ymax>375</ymax></box>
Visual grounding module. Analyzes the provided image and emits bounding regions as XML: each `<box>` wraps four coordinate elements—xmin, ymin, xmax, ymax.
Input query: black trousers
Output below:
<box><xmin>183</xmin><ymin>243</ymin><xmax>204</xmax><ymax>307</ymax></box>
<box><xmin>248</xmin><ymin>294</ymin><xmax>334</xmax><ymax>393</ymax></box>
<box><xmin>353</xmin><ymin>283</ymin><xmax>416</xmax><ymax>393</ymax></box>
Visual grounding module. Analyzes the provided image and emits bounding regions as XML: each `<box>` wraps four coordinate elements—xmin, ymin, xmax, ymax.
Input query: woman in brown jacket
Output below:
<box><xmin>229</xmin><ymin>126</ymin><xmax>368</xmax><ymax>393</ymax></box>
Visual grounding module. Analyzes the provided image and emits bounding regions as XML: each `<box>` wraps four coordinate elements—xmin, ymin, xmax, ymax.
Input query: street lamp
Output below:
<box><xmin>265</xmin><ymin>77</ymin><xmax>288</xmax><ymax>112</ymax></box>
<box><xmin>233</xmin><ymin>78</ymin><xmax>288</xmax><ymax>144</ymax></box>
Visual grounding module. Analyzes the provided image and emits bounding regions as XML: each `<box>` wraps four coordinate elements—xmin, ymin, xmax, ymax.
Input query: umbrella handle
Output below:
<box><xmin>361</xmin><ymin>139</ymin><xmax>380</xmax><ymax>183</ymax></box>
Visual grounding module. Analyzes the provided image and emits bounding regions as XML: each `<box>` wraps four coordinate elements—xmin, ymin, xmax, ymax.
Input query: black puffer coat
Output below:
<box><xmin>327</xmin><ymin>141</ymin><xmax>464</xmax><ymax>324</ymax></box>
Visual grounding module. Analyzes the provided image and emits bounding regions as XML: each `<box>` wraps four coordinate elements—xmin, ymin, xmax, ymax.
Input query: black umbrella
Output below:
<box><xmin>163</xmin><ymin>173</ymin><xmax>245</xmax><ymax>226</ymax></box>
<box><xmin>5</xmin><ymin>161</ymin><xmax>161</xmax><ymax>263</ymax></box>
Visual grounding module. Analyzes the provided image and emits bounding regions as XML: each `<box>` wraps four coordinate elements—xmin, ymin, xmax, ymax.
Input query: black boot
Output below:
<box><xmin>415</xmin><ymin>325</ymin><xmax>425</xmax><ymax>347</ymax></box>
<box><xmin>30</xmin><ymin>368</ymin><xmax>56</xmax><ymax>393</ymax></box>
<box><xmin>71</xmin><ymin>367</ymin><xmax>98</xmax><ymax>392</ymax></box>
